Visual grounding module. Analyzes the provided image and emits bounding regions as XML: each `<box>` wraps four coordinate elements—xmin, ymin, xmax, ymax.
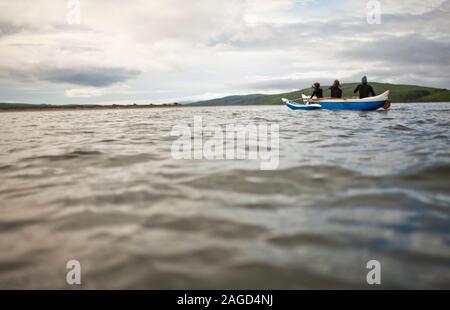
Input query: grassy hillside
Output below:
<box><xmin>419</xmin><ymin>90</ymin><xmax>450</xmax><ymax>102</ymax></box>
<box><xmin>193</xmin><ymin>82</ymin><xmax>450</xmax><ymax>106</ymax></box>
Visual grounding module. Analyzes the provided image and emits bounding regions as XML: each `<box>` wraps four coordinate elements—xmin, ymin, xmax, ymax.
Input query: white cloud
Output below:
<box><xmin>65</xmin><ymin>87</ymin><xmax>104</xmax><ymax>98</ymax></box>
<box><xmin>65</xmin><ymin>83</ymin><xmax>143</xmax><ymax>98</ymax></box>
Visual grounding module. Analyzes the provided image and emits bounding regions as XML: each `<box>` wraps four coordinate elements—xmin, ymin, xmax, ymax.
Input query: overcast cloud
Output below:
<box><xmin>0</xmin><ymin>0</ymin><xmax>449</xmax><ymax>104</ymax></box>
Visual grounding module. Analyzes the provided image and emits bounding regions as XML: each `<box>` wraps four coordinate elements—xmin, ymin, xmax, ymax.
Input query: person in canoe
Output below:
<box><xmin>354</xmin><ymin>76</ymin><xmax>376</xmax><ymax>99</ymax></box>
<box><xmin>329</xmin><ymin>80</ymin><xmax>342</xmax><ymax>98</ymax></box>
<box><xmin>310</xmin><ymin>82</ymin><xmax>323</xmax><ymax>99</ymax></box>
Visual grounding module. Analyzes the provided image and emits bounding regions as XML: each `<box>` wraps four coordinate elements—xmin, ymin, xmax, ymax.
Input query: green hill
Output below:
<box><xmin>419</xmin><ymin>89</ymin><xmax>450</xmax><ymax>102</ymax></box>
<box><xmin>192</xmin><ymin>82</ymin><xmax>450</xmax><ymax>106</ymax></box>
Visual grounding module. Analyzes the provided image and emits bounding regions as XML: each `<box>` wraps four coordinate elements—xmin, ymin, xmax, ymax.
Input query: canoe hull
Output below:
<box><xmin>317</xmin><ymin>100</ymin><xmax>387</xmax><ymax>111</ymax></box>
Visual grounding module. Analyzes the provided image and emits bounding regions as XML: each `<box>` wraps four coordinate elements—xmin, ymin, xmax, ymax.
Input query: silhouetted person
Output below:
<box><xmin>310</xmin><ymin>82</ymin><xmax>323</xmax><ymax>98</ymax></box>
<box><xmin>329</xmin><ymin>80</ymin><xmax>343</xmax><ymax>98</ymax></box>
<box><xmin>354</xmin><ymin>76</ymin><xmax>376</xmax><ymax>99</ymax></box>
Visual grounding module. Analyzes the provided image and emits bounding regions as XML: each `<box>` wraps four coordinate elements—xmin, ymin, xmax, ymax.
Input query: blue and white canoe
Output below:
<box><xmin>283</xmin><ymin>90</ymin><xmax>391</xmax><ymax>111</ymax></box>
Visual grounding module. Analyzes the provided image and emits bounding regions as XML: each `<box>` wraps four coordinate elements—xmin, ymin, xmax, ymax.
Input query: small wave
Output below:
<box><xmin>104</xmin><ymin>153</ymin><xmax>164</xmax><ymax>167</ymax></box>
<box><xmin>98</xmin><ymin>139</ymin><xmax>118</xmax><ymax>143</ymax></box>
<box><xmin>24</xmin><ymin>150</ymin><xmax>103</xmax><ymax>162</ymax></box>
<box><xmin>402</xmin><ymin>163</ymin><xmax>450</xmax><ymax>180</ymax></box>
<box><xmin>389</xmin><ymin>124</ymin><xmax>415</xmax><ymax>131</ymax></box>
<box><xmin>251</xmin><ymin>117</ymin><xmax>272</xmax><ymax>122</ymax></box>
<box><xmin>0</xmin><ymin>165</ymin><xmax>13</xmax><ymax>171</ymax></box>
<box><xmin>52</xmin><ymin>190</ymin><xmax>168</xmax><ymax>207</ymax></box>
<box><xmin>0</xmin><ymin>218</ymin><xmax>44</xmax><ymax>233</ymax></box>
<box><xmin>267</xmin><ymin>233</ymin><xmax>344</xmax><ymax>248</ymax></box>
<box><xmin>143</xmin><ymin>214</ymin><xmax>268</xmax><ymax>239</ymax></box>
<box><xmin>432</xmin><ymin>135</ymin><xmax>448</xmax><ymax>140</ymax></box>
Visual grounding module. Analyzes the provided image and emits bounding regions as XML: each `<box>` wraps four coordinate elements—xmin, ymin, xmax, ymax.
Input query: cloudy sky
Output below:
<box><xmin>0</xmin><ymin>0</ymin><xmax>449</xmax><ymax>105</ymax></box>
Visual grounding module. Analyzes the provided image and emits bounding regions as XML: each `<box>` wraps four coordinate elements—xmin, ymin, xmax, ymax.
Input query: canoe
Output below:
<box><xmin>283</xmin><ymin>90</ymin><xmax>391</xmax><ymax>111</ymax></box>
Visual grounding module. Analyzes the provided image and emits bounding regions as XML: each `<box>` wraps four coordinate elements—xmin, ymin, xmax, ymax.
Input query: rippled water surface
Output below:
<box><xmin>0</xmin><ymin>103</ymin><xmax>449</xmax><ymax>289</ymax></box>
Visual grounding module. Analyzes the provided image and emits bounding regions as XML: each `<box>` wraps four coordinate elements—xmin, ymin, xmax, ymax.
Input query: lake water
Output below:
<box><xmin>0</xmin><ymin>103</ymin><xmax>449</xmax><ymax>289</ymax></box>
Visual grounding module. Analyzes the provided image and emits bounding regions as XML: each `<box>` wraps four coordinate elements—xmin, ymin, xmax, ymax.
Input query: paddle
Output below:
<box><xmin>293</xmin><ymin>94</ymin><xmax>325</xmax><ymax>101</ymax></box>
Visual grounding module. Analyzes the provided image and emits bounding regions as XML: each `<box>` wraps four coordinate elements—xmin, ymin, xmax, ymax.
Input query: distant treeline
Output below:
<box><xmin>0</xmin><ymin>103</ymin><xmax>180</xmax><ymax>110</ymax></box>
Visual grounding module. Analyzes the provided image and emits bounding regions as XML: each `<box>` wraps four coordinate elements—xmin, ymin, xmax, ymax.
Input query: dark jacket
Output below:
<box><xmin>354</xmin><ymin>84</ymin><xmax>375</xmax><ymax>99</ymax></box>
<box><xmin>311</xmin><ymin>88</ymin><xmax>323</xmax><ymax>98</ymax></box>
<box><xmin>329</xmin><ymin>86</ymin><xmax>342</xmax><ymax>98</ymax></box>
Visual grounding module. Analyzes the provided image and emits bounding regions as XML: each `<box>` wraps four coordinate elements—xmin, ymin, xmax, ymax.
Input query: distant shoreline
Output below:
<box><xmin>1</xmin><ymin>101</ymin><xmax>448</xmax><ymax>113</ymax></box>
<box><xmin>0</xmin><ymin>104</ymin><xmax>187</xmax><ymax>113</ymax></box>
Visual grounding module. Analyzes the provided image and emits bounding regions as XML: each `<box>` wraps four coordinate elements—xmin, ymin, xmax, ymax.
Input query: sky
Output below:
<box><xmin>0</xmin><ymin>0</ymin><xmax>449</xmax><ymax>105</ymax></box>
